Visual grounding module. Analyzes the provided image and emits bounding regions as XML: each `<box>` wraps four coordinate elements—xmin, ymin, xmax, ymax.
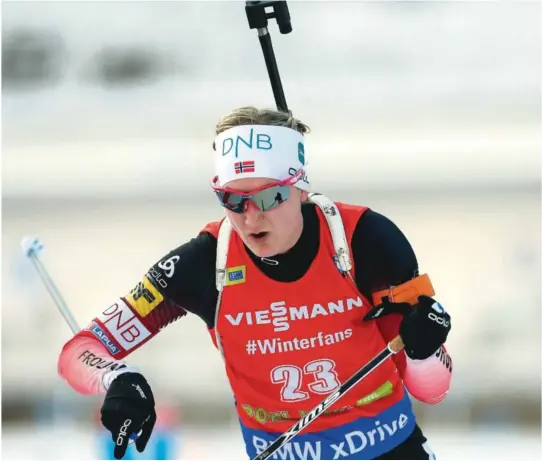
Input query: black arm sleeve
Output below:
<box><xmin>351</xmin><ymin>210</ymin><xmax>419</xmax><ymax>302</ymax></box>
<box><xmin>146</xmin><ymin>232</ymin><xmax>219</xmax><ymax>328</ymax></box>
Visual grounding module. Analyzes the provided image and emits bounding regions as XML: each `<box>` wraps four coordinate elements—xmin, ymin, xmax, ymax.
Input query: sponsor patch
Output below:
<box><xmin>356</xmin><ymin>381</ymin><xmax>394</xmax><ymax>406</ymax></box>
<box><xmin>431</xmin><ymin>301</ymin><xmax>446</xmax><ymax>314</ymax></box>
<box><xmin>125</xmin><ymin>276</ymin><xmax>164</xmax><ymax>317</ymax></box>
<box><xmin>78</xmin><ymin>350</ymin><xmax>126</xmax><ymax>371</ymax></box>
<box><xmin>226</xmin><ymin>297</ymin><xmax>363</xmax><ymax>332</ymax></box>
<box><xmin>226</xmin><ymin>265</ymin><xmax>246</xmax><ymax>286</ymax></box>
<box><xmin>89</xmin><ymin>322</ymin><xmax>121</xmax><ymax>355</ymax></box>
<box><xmin>97</xmin><ymin>299</ymin><xmax>152</xmax><ymax>351</ymax></box>
<box><xmin>244</xmin><ymin>393</ymin><xmax>415</xmax><ymax>460</ymax></box>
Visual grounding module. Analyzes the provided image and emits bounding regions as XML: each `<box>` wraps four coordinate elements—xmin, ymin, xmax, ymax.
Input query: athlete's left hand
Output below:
<box><xmin>364</xmin><ymin>295</ymin><xmax>451</xmax><ymax>360</ymax></box>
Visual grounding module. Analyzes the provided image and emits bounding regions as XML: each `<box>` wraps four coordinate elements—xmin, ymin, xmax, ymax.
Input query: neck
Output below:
<box><xmin>247</xmin><ymin>204</ymin><xmax>320</xmax><ymax>281</ymax></box>
<box><xmin>278</xmin><ymin>215</ymin><xmax>304</xmax><ymax>255</ymax></box>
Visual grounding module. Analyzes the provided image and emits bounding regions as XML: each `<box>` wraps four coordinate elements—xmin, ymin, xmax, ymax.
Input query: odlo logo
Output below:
<box><xmin>288</xmin><ymin>167</ymin><xmax>309</xmax><ymax>184</ymax></box>
<box><xmin>158</xmin><ymin>255</ymin><xmax>180</xmax><ymax>278</ymax></box>
<box><xmin>116</xmin><ymin>418</ymin><xmax>132</xmax><ymax>446</ymax></box>
<box><xmin>428</xmin><ymin>312</ymin><xmax>449</xmax><ymax>328</ymax></box>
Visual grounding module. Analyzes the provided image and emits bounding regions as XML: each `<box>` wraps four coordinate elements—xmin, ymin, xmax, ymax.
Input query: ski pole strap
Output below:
<box><xmin>372</xmin><ymin>274</ymin><xmax>435</xmax><ymax>306</ymax></box>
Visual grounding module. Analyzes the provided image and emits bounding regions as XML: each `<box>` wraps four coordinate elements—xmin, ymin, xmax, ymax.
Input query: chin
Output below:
<box><xmin>243</xmin><ymin>237</ymin><xmax>280</xmax><ymax>258</ymax></box>
<box><xmin>246</xmin><ymin>243</ymin><xmax>278</xmax><ymax>258</ymax></box>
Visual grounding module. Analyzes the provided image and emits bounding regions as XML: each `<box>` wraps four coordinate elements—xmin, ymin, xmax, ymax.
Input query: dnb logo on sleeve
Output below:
<box><xmin>97</xmin><ymin>299</ymin><xmax>152</xmax><ymax>351</ymax></box>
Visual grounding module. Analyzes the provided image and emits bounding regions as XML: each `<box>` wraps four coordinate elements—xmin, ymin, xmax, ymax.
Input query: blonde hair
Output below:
<box><xmin>213</xmin><ymin>106</ymin><xmax>310</xmax><ymax>150</ymax></box>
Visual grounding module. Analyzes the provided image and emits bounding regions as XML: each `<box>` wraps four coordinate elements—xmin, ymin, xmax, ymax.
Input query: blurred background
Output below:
<box><xmin>2</xmin><ymin>0</ymin><xmax>541</xmax><ymax>459</ymax></box>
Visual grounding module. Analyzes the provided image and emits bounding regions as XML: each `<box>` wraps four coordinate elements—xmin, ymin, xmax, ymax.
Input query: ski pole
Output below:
<box><xmin>20</xmin><ymin>235</ymin><xmax>141</xmax><ymax>444</ymax></box>
<box><xmin>253</xmin><ymin>336</ymin><xmax>405</xmax><ymax>460</ymax></box>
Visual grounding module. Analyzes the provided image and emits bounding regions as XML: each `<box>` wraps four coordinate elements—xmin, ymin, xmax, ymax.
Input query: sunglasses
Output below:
<box><xmin>211</xmin><ymin>169</ymin><xmax>304</xmax><ymax>214</ymax></box>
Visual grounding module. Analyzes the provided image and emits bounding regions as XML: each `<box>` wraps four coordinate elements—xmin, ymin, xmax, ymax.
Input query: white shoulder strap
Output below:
<box><xmin>308</xmin><ymin>193</ymin><xmax>352</xmax><ymax>273</ymax></box>
<box><xmin>215</xmin><ymin>217</ymin><xmax>233</xmax><ymax>292</ymax></box>
<box><xmin>214</xmin><ymin>193</ymin><xmax>352</xmax><ymax>292</ymax></box>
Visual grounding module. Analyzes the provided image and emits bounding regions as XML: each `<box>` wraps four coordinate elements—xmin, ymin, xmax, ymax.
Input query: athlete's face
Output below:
<box><xmin>223</xmin><ymin>177</ymin><xmax>308</xmax><ymax>258</ymax></box>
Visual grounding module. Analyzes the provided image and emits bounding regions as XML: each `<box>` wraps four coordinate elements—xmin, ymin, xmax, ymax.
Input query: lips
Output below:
<box><xmin>250</xmin><ymin>232</ymin><xmax>269</xmax><ymax>240</ymax></box>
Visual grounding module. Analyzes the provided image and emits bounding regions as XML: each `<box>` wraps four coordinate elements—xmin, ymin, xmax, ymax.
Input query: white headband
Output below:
<box><xmin>214</xmin><ymin>124</ymin><xmax>309</xmax><ymax>190</ymax></box>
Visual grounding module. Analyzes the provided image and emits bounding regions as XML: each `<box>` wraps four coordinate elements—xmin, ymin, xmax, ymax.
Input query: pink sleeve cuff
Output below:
<box><xmin>58</xmin><ymin>336</ymin><xmax>138</xmax><ymax>395</ymax></box>
<box><xmin>403</xmin><ymin>347</ymin><xmax>452</xmax><ymax>404</ymax></box>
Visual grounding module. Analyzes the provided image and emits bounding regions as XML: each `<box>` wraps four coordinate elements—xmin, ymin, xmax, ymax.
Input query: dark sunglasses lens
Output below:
<box><xmin>252</xmin><ymin>185</ymin><xmax>291</xmax><ymax>211</ymax></box>
<box><xmin>216</xmin><ymin>185</ymin><xmax>291</xmax><ymax>213</ymax></box>
<box><xmin>216</xmin><ymin>191</ymin><xmax>245</xmax><ymax>212</ymax></box>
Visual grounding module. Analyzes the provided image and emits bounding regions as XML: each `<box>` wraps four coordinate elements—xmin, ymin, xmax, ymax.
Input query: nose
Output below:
<box><xmin>243</xmin><ymin>200</ymin><xmax>263</xmax><ymax>225</ymax></box>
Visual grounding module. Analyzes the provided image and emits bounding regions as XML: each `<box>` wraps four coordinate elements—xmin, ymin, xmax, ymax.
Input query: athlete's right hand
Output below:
<box><xmin>100</xmin><ymin>372</ymin><xmax>156</xmax><ymax>460</ymax></box>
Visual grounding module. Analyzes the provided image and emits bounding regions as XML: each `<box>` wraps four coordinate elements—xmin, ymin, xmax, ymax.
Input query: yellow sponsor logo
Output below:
<box><xmin>240</xmin><ymin>382</ymin><xmax>394</xmax><ymax>425</ymax></box>
<box><xmin>225</xmin><ymin>265</ymin><xmax>246</xmax><ymax>286</ymax></box>
<box><xmin>242</xmin><ymin>405</ymin><xmax>290</xmax><ymax>424</ymax></box>
<box><xmin>125</xmin><ymin>276</ymin><xmax>164</xmax><ymax>317</ymax></box>
<box><xmin>356</xmin><ymin>381</ymin><xmax>393</xmax><ymax>406</ymax></box>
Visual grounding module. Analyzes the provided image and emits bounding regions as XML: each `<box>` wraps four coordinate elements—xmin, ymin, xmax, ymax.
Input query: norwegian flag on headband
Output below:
<box><xmin>234</xmin><ymin>160</ymin><xmax>255</xmax><ymax>174</ymax></box>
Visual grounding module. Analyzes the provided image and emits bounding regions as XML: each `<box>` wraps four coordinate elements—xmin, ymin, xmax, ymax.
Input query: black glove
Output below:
<box><xmin>101</xmin><ymin>372</ymin><xmax>156</xmax><ymax>460</ymax></box>
<box><xmin>364</xmin><ymin>295</ymin><xmax>451</xmax><ymax>360</ymax></box>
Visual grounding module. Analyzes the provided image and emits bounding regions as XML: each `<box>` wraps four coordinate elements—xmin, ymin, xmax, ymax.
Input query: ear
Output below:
<box><xmin>299</xmin><ymin>190</ymin><xmax>309</xmax><ymax>202</ymax></box>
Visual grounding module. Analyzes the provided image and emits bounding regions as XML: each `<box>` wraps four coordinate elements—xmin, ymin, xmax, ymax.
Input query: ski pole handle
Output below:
<box><xmin>245</xmin><ymin>1</ymin><xmax>293</xmax><ymax>113</ymax></box>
